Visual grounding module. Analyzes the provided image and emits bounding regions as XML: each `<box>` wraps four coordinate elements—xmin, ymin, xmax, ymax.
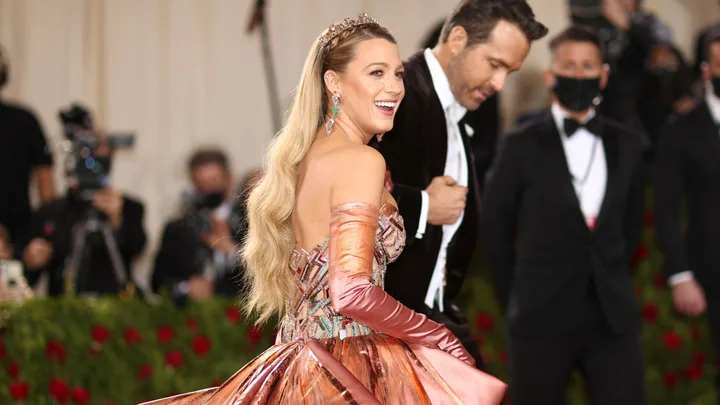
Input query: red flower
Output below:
<box><xmin>165</xmin><ymin>350</ymin><xmax>184</xmax><ymax>369</ymax></box>
<box><xmin>225</xmin><ymin>307</ymin><xmax>242</xmax><ymax>324</ymax></box>
<box><xmin>474</xmin><ymin>312</ymin><xmax>496</xmax><ymax>331</ymax></box>
<box><xmin>157</xmin><ymin>326</ymin><xmax>175</xmax><ymax>344</ymax></box>
<box><xmin>643</xmin><ymin>211</ymin><xmax>655</xmax><ymax>227</ymax></box>
<box><xmin>8</xmin><ymin>380</ymin><xmax>29</xmax><ymax>400</ymax></box>
<box><xmin>691</xmin><ymin>325</ymin><xmax>702</xmax><ymax>342</ymax></box>
<box><xmin>631</xmin><ymin>244</ymin><xmax>649</xmax><ymax>268</ymax></box>
<box><xmin>9</xmin><ymin>361</ymin><xmax>19</xmax><ymax>378</ymax></box>
<box><xmin>139</xmin><ymin>364</ymin><xmax>153</xmax><ymax>382</ymax></box>
<box><xmin>186</xmin><ymin>318</ymin><xmax>198</xmax><ymax>332</ymax></box>
<box><xmin>45</xmin><ymin>340</ymin><xmax>67</xmax><ymax>363</ymax></box>
<box><xmin>662</xmin><ymin>331</ymin><xmax>682</xmax><ymax>351</ymax></box>
<box><xmin>91</xmin><ymin>325</ymin><xmax>112</xmax><ymax>345</ymax></box>
<box><xmin>684</xmin><ymin>364</ymin><xmax>703</xmax><ymax>381</ymax></box>
<box><xmin>49</xmin><ymin>377</ymin><xmax>69</xmax><ymax>403</ymax></box>
<box><xmin>384</xmin><ymin>170</ymin><xmax>394</xmax><ymax>193</ymax></box>
<box><xmin>248</xmin><ymin>327</ymin><xmax>263</xmax><ymax>345</ymax></box>
<box><xmin>192</xmin><ymin>335</ymin><xmax>212</xmax><ymax>356</ymax></box>
<box><xmin>124</xmin><ymin>328</ymin><xmax>143</xmax><ymax>345</ymax></box>
<box><xmin>641</xmin><ymin>303</ymin><xmax>658</xmax><ymax>323</ymax></box>
<box><xmin>663</xmin><ymin>371</ymin><xmax>678</xmax><ymax>388</ymax></box>
<box><xmin>71</xmin><ymin>386</ymin><xmax>90</xmax><ymax>404</ymax></box>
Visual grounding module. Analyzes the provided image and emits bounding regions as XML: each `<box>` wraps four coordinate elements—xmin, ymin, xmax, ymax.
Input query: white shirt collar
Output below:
<box><xmin>424</xmin><ymin>48</ymin><xmax>466</xmax><ymax>124</ymax></box>
<box><xmin>551</xmin><ymin>102</ymin><xmax>596</xmax><ymax>137</ymax></box>
<box><xmin>705</xmin><ymin>87</ymin><xmax>720</xmax><ymax>124</ymax></box>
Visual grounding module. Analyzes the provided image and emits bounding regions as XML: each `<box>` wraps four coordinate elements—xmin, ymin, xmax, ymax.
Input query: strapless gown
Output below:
<box><xmin>141</xmin><ymin>203</ymin><xmax>506</xmax><ymax>404</ymax></box>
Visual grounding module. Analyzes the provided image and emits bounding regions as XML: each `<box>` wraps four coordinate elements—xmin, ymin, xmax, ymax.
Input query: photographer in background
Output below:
<box><xmin>0</xmin><ymin>44</ymin><xmax>56</xmax><ymax>254</ymax></box>
<box><xmin>152</xmin><ymin>149</ymin><xmax>245</xmax><ymax>304</ymax></box>
<box><xmin>22</xmin><ymin>105</ymin><xmax>146</xmax><ymax>297</ymax></box>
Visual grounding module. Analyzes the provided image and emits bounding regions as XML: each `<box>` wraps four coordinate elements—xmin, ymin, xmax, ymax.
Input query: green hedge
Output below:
<box><xmin>0</xmin><ymin>210</ymin><xmax>716</xmax><ymax>404</ymax></box>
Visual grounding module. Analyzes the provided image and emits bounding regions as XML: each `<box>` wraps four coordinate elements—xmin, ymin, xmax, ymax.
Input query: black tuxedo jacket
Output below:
<box><xmin>482</xmin><ymin>111</ymin><xmax>645</xmax><ymax>336</ymax></box>
<box><xmin>377</xmin><ymin>52</ymin><xmax>481</xmax><ymax>312</ymax></box>
<box><xmin>655</xmin><ymin>103</ymin><xmax>720</xmax><ymax>295</ymax></box>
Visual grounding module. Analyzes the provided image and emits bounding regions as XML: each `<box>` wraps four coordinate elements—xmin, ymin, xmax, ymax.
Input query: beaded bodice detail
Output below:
<box><xmin>278</xmin><ymin>203</ymin><xmax>405</xmax><ymax>343</ymax></box>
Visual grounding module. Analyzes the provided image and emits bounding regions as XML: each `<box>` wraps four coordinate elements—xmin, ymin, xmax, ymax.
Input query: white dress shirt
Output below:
<box><xmin>419</xmin><ymin>49</ymin><xmax>469</xmax><ymax>311</ymax></box>
<box><xmin>551</xmin><ymin>102</ymin><xmax>606</xmax><ymax>229</ymax></box>
<box><xmin>668</xmin><ymin>89</ymin><xmax>720</xmax><ymax>286</ymax></box>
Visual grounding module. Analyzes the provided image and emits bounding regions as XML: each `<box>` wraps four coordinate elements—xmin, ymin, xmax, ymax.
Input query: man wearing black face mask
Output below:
<box><xmin>152</xmin><ymin>149</ymin><xmax>243</xmax><ymax>304</ymax></box>
<box><xmin>483</xmin><ymin>26</ymin><xmax>646</xmax><ymax>405</ymax></box>
<box><xmin>655</xmin><ymin>28</ymin><xmax>720</xmax><ymax>403</ymax></box>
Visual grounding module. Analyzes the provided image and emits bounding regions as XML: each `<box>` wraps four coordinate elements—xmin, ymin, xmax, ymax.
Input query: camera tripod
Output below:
<box><xmin>64</xmin><ymin>206</ymin><xmax>153</xmax><ymax>299</ymax></box>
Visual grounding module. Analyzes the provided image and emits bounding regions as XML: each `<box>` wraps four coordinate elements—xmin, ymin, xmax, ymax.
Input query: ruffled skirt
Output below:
<box><xmin>140</xmin><ymin>333</ymin><xmax>506</xmax><ymax>404</ymax></box>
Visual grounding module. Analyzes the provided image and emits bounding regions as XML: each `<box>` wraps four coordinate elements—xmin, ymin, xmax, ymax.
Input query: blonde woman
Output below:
<box><xmin>143</xmin><ymin>14</ymin><xmax>505</xmax><ymax>405</ymax></box>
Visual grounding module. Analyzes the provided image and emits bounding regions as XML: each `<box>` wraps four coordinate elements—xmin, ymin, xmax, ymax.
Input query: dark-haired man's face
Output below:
<box><xmin>543</xmin><ymin>40</ymin><xmax>608</xmax><ymax>113</ymax></box>
<box><xmin>192</xmin><ymin>163</ymin><xmax>232</xmax><ymax>198</ymax></box>
<box><xmin>446</xmin><ymin>20</ymin><xmax>530</xmax><ymax>111</ymax></box>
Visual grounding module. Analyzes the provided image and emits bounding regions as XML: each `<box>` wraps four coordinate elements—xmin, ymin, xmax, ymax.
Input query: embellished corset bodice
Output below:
<box><xmin>278</xmin><ymin>203</ymin><xmax>405</xmax><ymax>343</ymax></box>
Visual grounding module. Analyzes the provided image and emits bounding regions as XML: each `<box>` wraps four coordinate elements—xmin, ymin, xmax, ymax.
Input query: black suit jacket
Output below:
<box><xmin>655</xmin><ymin>103</ymin><xmax>720</xmax><ymax>295</ymax></box>
<box><xmin>377</xmin><ymin>52</ymin><xmax>481</xmax><ymax>312</ymax></box>
<box><xmin>482</xmin><ymin>111</ymin><xmax>645</xmax><ymax>336</ymax></box>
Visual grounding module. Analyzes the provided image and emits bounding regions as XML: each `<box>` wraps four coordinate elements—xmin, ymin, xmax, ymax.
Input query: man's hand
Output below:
<box><xmin>23</xmin><ymin>238</ymin><xmax>53</xmax><ymax>270</ymax></box>
<box><xmin>93</xmin><ymin>188</ymin><xmax>124</xmax><ymax>227</ymax></box>
<box><xmin>672</xmin><ymin>279</ymin><xmax>707</xmax><ymax>316</ymax></box>
<box><xmin>603</xmin><ymin>0</ymin><xmax>631</xmax><ymax>31</ymax></box>
<box><xmin>426</xmin><ymin>176</ymin><xmax>468</xmax><ymax>226</ymax></box>
<box><xmin>201</xmin><ymin>219</ymin><xmax>237</xmax><ymax>254</ymax></box>
<box><xmin>188</xmin><ymin>276</ymin><xmax>214</xmax><ymax>300</ymax></box>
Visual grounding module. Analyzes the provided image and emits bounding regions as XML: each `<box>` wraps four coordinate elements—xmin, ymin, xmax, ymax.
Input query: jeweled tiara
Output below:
<box><xmin>318</xmin><ymin>13</ymin><xmax>381</xmax><ymax>49</ymax></box>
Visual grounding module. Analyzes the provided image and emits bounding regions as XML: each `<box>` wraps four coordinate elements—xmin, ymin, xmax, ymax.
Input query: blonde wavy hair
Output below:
<box><xmin>241</xmin><ymin>21</ymin><xmax>396</xmax><ymax>323</ymax></box>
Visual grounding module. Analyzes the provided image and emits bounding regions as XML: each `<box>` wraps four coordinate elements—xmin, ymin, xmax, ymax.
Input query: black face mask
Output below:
<box><xmin>552</xmin><ymin>75</ymin><xmax>601</xmax><ymax>113</ymax></box>
<box><xmin>195</xmin><ymin>191</ymin><xmax>225</xmax><ymax>210</ymax></box>
<box><xmin>712</xmin><ymin>77</ymin><xmax>720</xmax><ymax>99</ymax></box>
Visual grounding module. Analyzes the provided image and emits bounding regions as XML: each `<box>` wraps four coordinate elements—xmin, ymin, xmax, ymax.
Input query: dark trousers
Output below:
<box><xmin>704</xmin><ymin>294</ymin><xmax>720</xmax><ymax>403</ymax></box>
<box><xmin>426</xmin><ymin>303</ymin><xmax>486</xmax><ymax>371</ymax></box>
<box><xmin>508</xmin><ymin>293</ymin><xmax>645</xmax><ymax>405</ymax></box>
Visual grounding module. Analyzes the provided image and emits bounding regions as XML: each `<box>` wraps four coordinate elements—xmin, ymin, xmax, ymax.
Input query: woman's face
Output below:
<box><xmin>328</xmin><ymin>38</ymin><xmax>405</xmax><ymax>138</ymax></box>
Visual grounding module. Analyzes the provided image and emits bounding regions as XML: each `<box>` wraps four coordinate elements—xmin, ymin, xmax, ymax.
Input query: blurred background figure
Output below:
<box><xmin>21</xmin><ymin>103</ymin><xmax>146</xmax><ymax>297</ymax></box>
<box><xmin>0</xmin><ymin>44</ymin><xmax>56</xmax><ymax>258</ymax></box>
<box><xmin>151</xmin><ymin>149</ymin><xmax>248</xmax><ymax>305</ymax></box>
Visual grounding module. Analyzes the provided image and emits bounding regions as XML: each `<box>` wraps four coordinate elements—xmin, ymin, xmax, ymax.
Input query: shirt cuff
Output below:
<box><xmin>416</xmin><ymin>191</ymin><xmax>429</xmax><ymax>239</ymax></box>
<box><xmin>668</xmin><ymin>271</ymin><xmax>694</xmax><ymax>287</ymax></box>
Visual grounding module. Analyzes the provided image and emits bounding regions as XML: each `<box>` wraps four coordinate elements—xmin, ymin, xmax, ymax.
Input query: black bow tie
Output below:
<box><xmin>564</xmin><ymin>117</ymin><xmax>601</xmax><ymax>137</ymax></box>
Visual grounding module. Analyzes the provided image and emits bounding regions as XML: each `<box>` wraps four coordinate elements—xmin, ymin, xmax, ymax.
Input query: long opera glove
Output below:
<box><xmin>328</xmin><ymin>201</ymin><xmax>474</xmax><ymax>367</ymax></box>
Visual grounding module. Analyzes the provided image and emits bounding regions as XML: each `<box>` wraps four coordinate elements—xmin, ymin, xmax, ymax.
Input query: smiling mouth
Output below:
<box><xmin>374</xmin><ymin>100</ymin><xmax>398</xmax><ymax>116</ymax></box>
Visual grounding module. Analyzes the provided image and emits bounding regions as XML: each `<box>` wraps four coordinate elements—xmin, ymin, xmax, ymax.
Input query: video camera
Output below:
<box><xmin>58</xmin><ymin>103</ymin><xmax>135</xmax><ymax>199</ymax></box>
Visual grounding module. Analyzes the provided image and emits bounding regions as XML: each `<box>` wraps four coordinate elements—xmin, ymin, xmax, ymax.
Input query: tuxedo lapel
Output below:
<box><xmin>414</xmin><ymin>57</ymin><xmax>448</xmax><ymax>178</ymax></box>
<box><xmin>541</xmin><ymin>114</ymin><xmax>591</xmax><ymax>232</ymax></box>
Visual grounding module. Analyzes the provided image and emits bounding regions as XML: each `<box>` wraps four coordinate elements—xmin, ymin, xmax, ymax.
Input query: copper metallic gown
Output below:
<box><xmin>142</xmin><ymin>202</ymin><xmax>506</xmax><ymax>404</ymax></box>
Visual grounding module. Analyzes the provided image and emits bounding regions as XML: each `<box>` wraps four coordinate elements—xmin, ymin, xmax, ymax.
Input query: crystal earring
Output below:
<box><xmin>592</xmin><ymin>94</ymin><xmax>603</xmax><ymax>106</ymax></box>
<box><xmin>325</xmin><ymin>92</ymin><xmax>342</xmax><ymax>135</ymax></box>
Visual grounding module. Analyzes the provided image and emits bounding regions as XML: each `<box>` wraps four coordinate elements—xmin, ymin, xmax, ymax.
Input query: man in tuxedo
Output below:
<box><xmin>377</xmin><ymin>0</ymin><xmax>548</xmax><ymax>370</ymax></box>
<box><xmin>483</xmin><ymin>26</ymin><xmax>646</xmax><ymax>405</ymax></box>
<box><xmin>655</xmin><ymin>27</ymin><xmax>720</xmax><ymax>402</ymax></box>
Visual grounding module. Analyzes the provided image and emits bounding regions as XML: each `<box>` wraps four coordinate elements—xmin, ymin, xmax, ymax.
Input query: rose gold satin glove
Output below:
<box><xmin>328</xmin><ymin>201</ymin><xmax>474</xmax><ymax>367</ymax></box>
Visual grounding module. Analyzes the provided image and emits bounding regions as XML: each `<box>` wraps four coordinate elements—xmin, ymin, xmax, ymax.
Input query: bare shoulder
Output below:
<box><xmin>323</xmin><ymin>144</ymin><xmax>386</xmax><ymax>208</ymax></box>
